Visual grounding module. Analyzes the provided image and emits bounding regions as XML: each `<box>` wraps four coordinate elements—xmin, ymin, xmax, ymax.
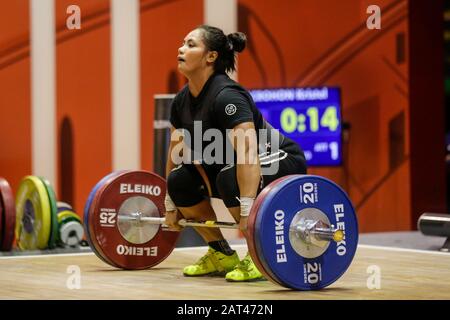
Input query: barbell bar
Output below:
<box><xmin>116</xmin><ymin>214</ymin><xmax>345</xmax><ymax>243</ymax></box>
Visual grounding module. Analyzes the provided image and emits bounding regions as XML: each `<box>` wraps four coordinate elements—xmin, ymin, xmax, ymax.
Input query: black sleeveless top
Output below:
<box><xmin>169</xmin><ymin>73</ymin><xmax>302</xmax><ymax>171</ymax></box>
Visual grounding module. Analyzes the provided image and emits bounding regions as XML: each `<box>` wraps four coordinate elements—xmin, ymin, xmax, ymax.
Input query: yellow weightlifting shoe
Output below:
<box><xmin>183</xmin><ymin>247</ymin><xmax>240</xmax><ymax>277</ymax></box>
<box><xmin>225</xmin><ymin>252</ymin><xmax>265</xmax><ymax>282</ymax></box>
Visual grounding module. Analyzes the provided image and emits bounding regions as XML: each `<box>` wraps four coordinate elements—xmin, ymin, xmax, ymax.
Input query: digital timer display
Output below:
<box><xmin>249</xmin><ymin>87</ymin><xmax>342</xmax><ymax>166</ymax></box>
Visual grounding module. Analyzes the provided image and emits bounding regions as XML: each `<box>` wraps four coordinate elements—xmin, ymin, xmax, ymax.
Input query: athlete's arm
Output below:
<box><xmin>228</xmin><ymin>121</ymin><xmax>260</xmax><ymax>232</ymax></box>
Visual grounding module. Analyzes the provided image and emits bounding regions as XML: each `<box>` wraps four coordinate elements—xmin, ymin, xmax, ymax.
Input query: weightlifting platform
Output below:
<box><xmin>0</xmin><ymin>241</ymin><xmax>449</xmax><ymax>299</ymax></box>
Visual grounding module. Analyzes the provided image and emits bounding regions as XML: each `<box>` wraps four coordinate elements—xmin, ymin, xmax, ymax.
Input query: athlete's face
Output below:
<box><xmin>177</xmin><ymin>29</ymin><xmax>217</xmax><ymax>76</ymax></box>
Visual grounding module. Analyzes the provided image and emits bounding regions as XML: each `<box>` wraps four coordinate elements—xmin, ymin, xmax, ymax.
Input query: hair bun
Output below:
<box><xmin>227</xmin><ymin>32</ymin><xmax>247</xmax><ymax>53</ymax></box>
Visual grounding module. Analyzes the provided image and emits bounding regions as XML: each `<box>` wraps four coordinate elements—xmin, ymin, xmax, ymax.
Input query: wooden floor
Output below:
<box><xmin>0</xmin><ymin>244</ymin><xmax>449</xmax><ymax>299</ymax></box>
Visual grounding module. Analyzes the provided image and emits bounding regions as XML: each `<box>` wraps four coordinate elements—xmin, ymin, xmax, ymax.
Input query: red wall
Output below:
<box><xmin>237</xmin><ymin>0</ymin><xmax>411</xmax><ymax>232</ymax></box>
<box><xmin>140</xmin><ymin>0</ymin><xmax>203</xmax><ymax>172</ymax></box>
<box><xmin>55</xmin><ymin>0</ymin><xmax>112</xmax><ymax>212</ymax></box>
<box><xmin>0</xmin><ymin>1</ymin><xmax>31</xmax><ymax>193</ymax></box>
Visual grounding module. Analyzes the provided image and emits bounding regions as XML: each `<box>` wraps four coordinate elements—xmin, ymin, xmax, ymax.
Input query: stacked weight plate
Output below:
<box><xmin>15</xmin><ymin>176</ymin><xmax>61</xmax><ymax>250</ymax></box>
<box><xmin>84</xmin><ymin>170</ymin><xmax>180</xmax><ymax>269</ymax></box>
<box><xmin>248</xmin><ymin>174</ymin><xmax>358</xmax><ymax>290</ymax></box>
<box><xmin>0</xmin><ymin>177</ymin><xmax>16</xmax><ymax>251</ymax></box>
<box><xmin>57</xmin><ymin>202</ymin><xmax>84</xmax><ymax>247</ymax></box>
<box><xmin>40</xmin><ymin>177</ymin><xmax>59</xmax><ymax>249</ymax></box>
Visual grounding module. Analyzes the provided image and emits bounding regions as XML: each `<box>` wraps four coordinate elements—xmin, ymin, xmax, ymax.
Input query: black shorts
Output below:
<box><xmin>166</xmin><ymin>141</ymin><xmax>307</xmax><ymax>208</ymax></box>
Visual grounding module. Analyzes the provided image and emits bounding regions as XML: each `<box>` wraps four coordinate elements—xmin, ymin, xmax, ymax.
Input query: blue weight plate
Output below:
<box><xmin>254</xmin><ymin>175</ymin><xmax>358</xmax><ymax>290</ymax></box>
<box><xmin>57</xmin><ymin>201</ymin><xmax>73</xmax><ymax>213</ymax></box>
<box><xmin>84</xmin><ymin>171</ymin><xmax>127</xmax><ymax>266</ymax></box>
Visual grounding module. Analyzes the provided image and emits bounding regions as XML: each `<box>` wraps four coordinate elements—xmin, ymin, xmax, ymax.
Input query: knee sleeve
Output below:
<box><xmin>215</xmin><ymin>165</ymin><xmax>240</xmax><ymax>208</ymax></box>
<box><xmin>167</xmin><ymin>165</ymin><xmax>206</xmax><ymax>207</ymax></box>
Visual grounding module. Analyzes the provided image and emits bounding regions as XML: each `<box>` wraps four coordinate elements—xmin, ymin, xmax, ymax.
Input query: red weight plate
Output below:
<box><xmin>0</xmin><ymin>188</ymin><xmax>3</xmax><ymax>248</ymax></box>
<box><xmin>247</xmin><ymin>176</ymin><xmax>294</xmax><ymax>286</ymax></box>
<box><xmin>91</xmin><ymin>170</ymin><xmax>179</xmax><ymax>269</ymax></box>
<box><xmin>88</xmin><ymin>171</ymin><xmax>129</xmax><ymax>268</ymax></box>
<box><xmin>0</xmin><ymin>177</ymin><xmax>16</xmax><ymax>251</ymax></box>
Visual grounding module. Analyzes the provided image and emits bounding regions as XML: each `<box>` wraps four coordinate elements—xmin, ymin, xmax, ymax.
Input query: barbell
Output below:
<box><xmin>1</xmin><ymin>175</ymin><xmax>84</xmax><ymax>251</ymax></box>
<box><xmin>84</xmin><ymin>170</ymin><xmax>359</xmax><ymax>290</ymax></box>
<box><xmin>116</xmin><ymin>216</ymin><xmax>344</xmax><ymax>243</ymax></box>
